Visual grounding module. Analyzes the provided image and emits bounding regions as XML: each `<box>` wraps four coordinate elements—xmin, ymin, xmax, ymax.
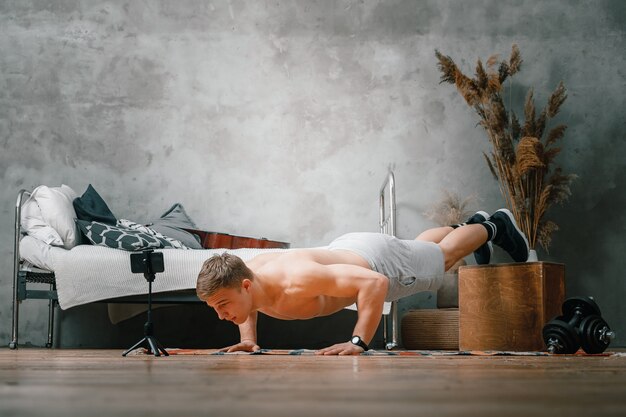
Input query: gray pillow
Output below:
<box><xmin>147</xmin><ymin>203</ymin><xmax>202</xmax><ymax>249</ymax></box>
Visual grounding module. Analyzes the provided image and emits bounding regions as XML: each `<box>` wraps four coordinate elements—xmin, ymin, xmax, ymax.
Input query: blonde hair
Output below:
<box><xmin>196</xmin><ymin>253</ymin><xmax>253</xmax><ymax>300</ymax></box>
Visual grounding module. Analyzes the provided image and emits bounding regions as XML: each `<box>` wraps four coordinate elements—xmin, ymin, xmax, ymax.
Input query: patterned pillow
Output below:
<box><xmin>117</xmin><ymin>219</ymin><xmax>189</xmax><ymax>250</ymax></box>
<box><xmin>76</xmin><ymin>220</ymin><xmax>162</xmax><ymax>251</ymax></box>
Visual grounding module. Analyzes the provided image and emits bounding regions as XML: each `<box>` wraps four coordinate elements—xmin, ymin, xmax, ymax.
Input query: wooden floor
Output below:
<box><xmin>1</xmin><ymin>349</ymin><xmax>625</xmax><ymax>417</ymax></box>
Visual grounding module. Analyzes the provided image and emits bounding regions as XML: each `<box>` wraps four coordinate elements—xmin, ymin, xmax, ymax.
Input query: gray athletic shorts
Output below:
<box><xmin>327</xmin><ymin>232</ymin><xmax>445</xmax><ymax>302</ymax></box>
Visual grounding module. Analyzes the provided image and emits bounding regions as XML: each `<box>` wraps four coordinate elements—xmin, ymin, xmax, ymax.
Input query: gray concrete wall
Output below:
<box><xmin>1</xmin><ymin>1</ymin><xmax>624</xmax><ymax>349</ymax></box>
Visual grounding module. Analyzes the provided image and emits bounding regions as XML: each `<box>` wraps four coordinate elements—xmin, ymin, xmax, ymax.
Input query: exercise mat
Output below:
<box><xmin>129</xmin><ymin>348</ymin><xmax>621</xmax><ymax>356</ymax></box>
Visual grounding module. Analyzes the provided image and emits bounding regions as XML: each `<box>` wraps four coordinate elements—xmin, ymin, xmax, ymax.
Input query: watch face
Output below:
<box><xmin>351</xmin><ymin>336</ymin><xmax>368</xmax><ymax>351</ymax></box>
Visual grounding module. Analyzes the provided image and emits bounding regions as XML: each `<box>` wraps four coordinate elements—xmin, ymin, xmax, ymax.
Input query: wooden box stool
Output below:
<box><xmin>458</xmin><ymin>262</ymin><xmax>565</xmax><ymax>351</ymax></box>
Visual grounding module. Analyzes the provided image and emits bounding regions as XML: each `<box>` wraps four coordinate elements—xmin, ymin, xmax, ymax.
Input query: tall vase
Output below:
<box><xmin>527</xmin><ymin>249</ymin><xmax>539</xmax><ymax>262</ymax></box>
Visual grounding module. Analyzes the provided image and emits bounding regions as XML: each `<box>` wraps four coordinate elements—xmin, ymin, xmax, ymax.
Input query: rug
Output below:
<box><xmin>129</xmin><ymin>348</ymin><xmax>620</xmax><ymax>357</ymax></box>
<box><xmin>168</xmin><ymin>349</ymin><xmax>548</xmax><ymax>356</ymax></box>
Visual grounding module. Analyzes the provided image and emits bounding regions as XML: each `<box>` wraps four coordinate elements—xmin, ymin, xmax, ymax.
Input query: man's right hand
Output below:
<box><xmin>218</xmin><ymin>340</ymin><xmax>261</xmax><ymax>353</ymax></box>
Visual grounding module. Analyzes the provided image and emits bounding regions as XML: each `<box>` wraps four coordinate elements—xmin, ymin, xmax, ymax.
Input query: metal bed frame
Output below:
<box><xmin>10</xmin><ymin>173</ymin><xmax>401</xmax><ymax>350</ymax></box>
<box><xmin>8</xmin><ymin>190</ymin><xmax>201</xmax><ymax>349</ymax></box>
<box><xmin>379</xmin><ymin>171</ymin><xmax>399</xmax><ymax>350</ymax></box>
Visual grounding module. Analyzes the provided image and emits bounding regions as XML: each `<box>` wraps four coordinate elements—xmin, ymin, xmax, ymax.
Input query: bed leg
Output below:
<box><xmin>383</xmin><ymin>312</ymin><xmax>388</xmax><ymax>347</ymax></box>
<box><xmin>10</xmin><ymin>265</ymin><xmax>20</xmax><ymax>350</ymax></box>
<box><xmin>9</xmin><ymin>300</ymin><xmax>19</xmax><ymax>349</ymax></box>
<box><xmin>385</xmin><ymin>301</ymin><xmax>399</xmax><ymax>350</ymax></box>
<box><xmin>45</xmin><ymin>283</ymin><xmax>56</xmax><ymax>348</ymax></box>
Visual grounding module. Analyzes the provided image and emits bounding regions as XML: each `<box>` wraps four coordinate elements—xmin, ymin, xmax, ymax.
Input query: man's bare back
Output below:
<box><xmin>245</xmin><ymin>249</ymin><xmax>375</xmax><ymax>320</ymax></box>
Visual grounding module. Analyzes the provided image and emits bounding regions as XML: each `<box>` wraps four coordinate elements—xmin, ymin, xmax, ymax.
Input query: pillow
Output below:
<box><xmin>21</xmin><ymin>185</ymin><xmax>80</xmax><ymax>249</ymax></box>
<box><xmin>21</xmin><ymin>194</ymin><xmax>64</xmax><ymax>246</ymax></box>
<box><xmin>73</xmin><ymin>184</ymin><xmax>117</xmax><ymax>225</ymax></box>
<box><xmin>118</xmin><ymin>219</ymin><xmax>190</xmax><ymax>249</ymax></box>
<box><xmin>147</xmin><ymin>203</ymin><xmax>202</xmax><ymax>249</ymax></box>
<box><xmin>19</xmin><ymin>235</ymin><xmax>66</xmax><ymax>271</ymax></box>
<box><xmin>77</xmin><ymin>220</ymin><xmax>162</xmax><ymax>251</ymax></box>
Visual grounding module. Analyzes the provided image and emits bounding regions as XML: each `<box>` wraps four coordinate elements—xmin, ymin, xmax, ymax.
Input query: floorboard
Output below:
<box><xmin>1</xmin><ymin>349</ymin><xmax>625</xmax><ymax>417</ymax></box>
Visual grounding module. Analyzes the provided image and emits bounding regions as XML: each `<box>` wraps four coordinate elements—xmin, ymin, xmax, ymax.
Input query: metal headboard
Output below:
<box><xmin>379</xmin><ymin>172</ymin><xmax>396</xmax><ymax>237</ymax></box>
<box><xmin>379</xmin><ymin>171</ymin><xmax>399</xmax><ymax>350</ymax></box>
<box><xmin>11</xmin><ymin>190</ymin><xmax>29</xmax><ymax>348</ymax></box>
<box><xmin>11</xmin><ymin>189</ymin><xmax>59</xmax><ymax>349</ymax></box>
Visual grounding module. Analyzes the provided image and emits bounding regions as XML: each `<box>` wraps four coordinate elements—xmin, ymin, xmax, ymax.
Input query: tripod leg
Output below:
<box><xmin>146</xmin><ymin>336</ymin><xmax>161</xmax><ymax>357</ymax></box>
<box><xmin>122</xmin><ymin>337</ymin><xmax>148</xmax><ymax>357</ymax></box>
<box><xmin>155</xmin><ymin>338</ymin><xmax>169</xmax><ymax>356</ymax></box>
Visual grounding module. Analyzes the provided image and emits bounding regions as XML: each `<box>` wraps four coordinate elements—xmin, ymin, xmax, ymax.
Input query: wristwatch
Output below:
<box><xmin>350</xmin><ymin>335</ymin><xmax>369</xmax><ymax>351</ymax></box>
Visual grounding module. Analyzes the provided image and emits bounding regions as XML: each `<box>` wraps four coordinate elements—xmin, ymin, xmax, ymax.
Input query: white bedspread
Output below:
<box><xmin>54</xmin><ymin>245</ymin><xmax>390</xmax><ymax>314</ymax></box>
<box><xmin>54</xmin><ymin>245</ymin><xmax>289</xmax><ymax>309</ymax></box>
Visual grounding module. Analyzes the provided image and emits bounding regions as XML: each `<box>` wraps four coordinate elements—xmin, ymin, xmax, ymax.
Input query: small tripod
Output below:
<box><xmin>123</xmin><ymin>249</ymin><xmax>169</xmax><ymax>357</ymax></box>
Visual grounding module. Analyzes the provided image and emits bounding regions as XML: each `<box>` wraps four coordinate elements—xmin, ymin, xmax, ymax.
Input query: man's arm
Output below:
<box><xmin>218</xmin><ymin>311</ymin><xmax>260</xmax><ymax>353</ymax></box>
<box><xmin>293</xmin><ymin>262</ymin><xmax>389</xmax><ymax>355</ymax></box>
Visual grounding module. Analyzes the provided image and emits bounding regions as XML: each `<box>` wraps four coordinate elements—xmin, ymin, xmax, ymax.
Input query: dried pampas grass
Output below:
<box><xmin>435</xmin><ymin>45</ymin><xmax>576</xmax><ymax>251</ymax></box>
<box><xmin>424</xmin><ymin>191</ymin><xmax>477</xmax><ymax>227</ymax></box>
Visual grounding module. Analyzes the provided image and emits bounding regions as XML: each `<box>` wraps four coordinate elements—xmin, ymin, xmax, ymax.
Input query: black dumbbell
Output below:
<box><xmin>579</xmin><ymin>314</ymin><xmax>615</xmax><ymax>354</ymax></box>
<box><xmin>542</xmin><ymin>296</ymin><xmax>615</xmax><ymax>354</ymax></box>
<box><xmin>542</xmin><ymin>315</ymin><xmax>580</xmax><ymax>354</ymax></box>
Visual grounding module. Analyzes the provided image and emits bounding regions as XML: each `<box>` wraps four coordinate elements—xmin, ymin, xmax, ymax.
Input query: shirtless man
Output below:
<box><xmin>196</xmin><ymin>208</ymin><xmax>529</xmax><ymax>355</ymax></box>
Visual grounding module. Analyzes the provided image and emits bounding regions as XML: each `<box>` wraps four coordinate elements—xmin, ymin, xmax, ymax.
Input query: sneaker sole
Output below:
<box><xmin>493</xmin><ymin>208</ymin><xmax>530</xmax><ymax>261</ymax></box>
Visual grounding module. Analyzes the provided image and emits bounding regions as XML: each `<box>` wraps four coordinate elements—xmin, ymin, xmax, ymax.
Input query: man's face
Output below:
<box><xmin>205</xmin><ymin>282</ymin><xmax>252</xmax><ymax>325</ymax></box>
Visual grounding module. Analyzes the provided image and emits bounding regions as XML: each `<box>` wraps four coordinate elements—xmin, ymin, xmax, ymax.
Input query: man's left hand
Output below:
<box><xmin>316</xmin><ymin>341</ymin><xmax>364</xmax><ymax>356</ymax></box>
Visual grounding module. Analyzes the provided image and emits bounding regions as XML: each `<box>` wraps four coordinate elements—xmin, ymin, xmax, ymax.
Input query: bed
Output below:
<box><xmin>8</xmin><ymin>172</ymin><xmax>399</xmax><ymax>350</ymax></box>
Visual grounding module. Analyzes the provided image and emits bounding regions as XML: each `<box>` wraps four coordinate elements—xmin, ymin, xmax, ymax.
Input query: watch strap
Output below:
<box><xmin>351</xmin><ymin>335</ymin><xmax>369</xmax><ymax>351</ymax></box>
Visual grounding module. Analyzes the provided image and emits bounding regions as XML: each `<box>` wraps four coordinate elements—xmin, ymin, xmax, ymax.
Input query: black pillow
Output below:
<box><xmin>73</xmin><ymin>184</ymin><xmax>117</xmax><ymax>225</ymax></box>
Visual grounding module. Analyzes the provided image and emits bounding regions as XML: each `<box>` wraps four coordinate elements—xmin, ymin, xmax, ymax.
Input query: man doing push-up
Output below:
<box><xmin>196</xmin><ymin>209</ymin><xmax>529</xmax><ymax>355</ymax></box>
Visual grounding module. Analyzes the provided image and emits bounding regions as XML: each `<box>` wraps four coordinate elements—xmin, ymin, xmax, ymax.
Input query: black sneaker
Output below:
<box><xmin>490</xmin><ymin>209</ymin><xmax>530</xmax><ymax>262</ymax></box>
<box><xmin>467</xmin><ymin>211</ymin><xmax>492</xmax><ymax>265</ymax></box>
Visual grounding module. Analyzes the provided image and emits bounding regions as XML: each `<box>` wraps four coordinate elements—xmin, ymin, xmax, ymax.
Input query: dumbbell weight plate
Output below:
<box><xmin>562</xmin><ymin>296</ymin><xmax>602</xmax><ymax>318</ymax></box>
<box><xmin>579</xmin><ymin>315</ymin><xmax>611</xmax><ymax>354</ymax></box>
<box><xmin>542</xmin><ymin>317</ymin><xmax>580</xmax><ymax>354</ymax></box>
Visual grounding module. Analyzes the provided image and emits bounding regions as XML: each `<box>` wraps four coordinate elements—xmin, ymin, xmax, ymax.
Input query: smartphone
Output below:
<box><xmin>130</xmin><ymin>251</ymin><xmax>165</xmax><ymax>274</ymax></box>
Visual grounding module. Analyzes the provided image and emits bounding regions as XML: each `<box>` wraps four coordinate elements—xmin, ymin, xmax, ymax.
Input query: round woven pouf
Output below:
<box><xmin>401</xmin><ymin>308</ymin><xmax>459</xmax><ymax>350</ymax></box>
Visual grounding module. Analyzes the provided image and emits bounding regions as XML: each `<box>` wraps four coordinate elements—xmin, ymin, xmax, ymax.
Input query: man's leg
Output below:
<box><xmin>437</xmin><ymin>224</ymin><xmax>489</xmax><ymax>270</ymax></box>
<box><xmin>415</xmin><ymin>226</ymin><xmax>454</xmax><ymax>244</ymax></box>
<box><xmin>435</xmin><ymin>209</ymin><xmax>530</xmax><ymax>269</ymax></box>
<box><xmin>417</xmin><ymin>211</ymin><xmax>493</xmax><ymax>265</ymax></box>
